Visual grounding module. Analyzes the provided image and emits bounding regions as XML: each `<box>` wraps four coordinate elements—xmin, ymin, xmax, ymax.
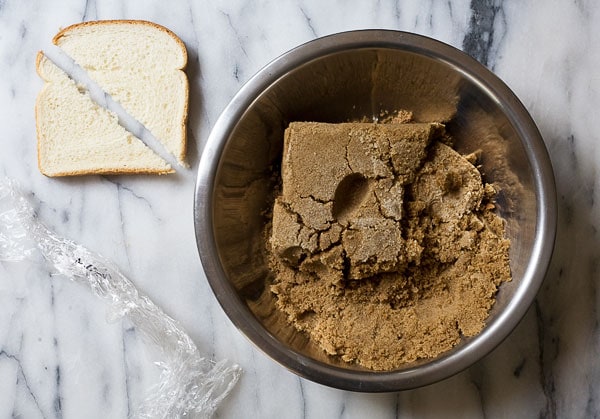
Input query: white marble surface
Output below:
<box><xmin>0</xmin><ymin>0</ymin><xmax>597</xmax><ymax>417</ymax></box>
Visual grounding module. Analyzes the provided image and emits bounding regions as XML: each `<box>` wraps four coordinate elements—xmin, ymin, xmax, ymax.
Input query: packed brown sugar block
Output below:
<box><xmin>271</xmin><ymin>121</ymin><xmax>442</xmax><ymax>281</ymax></box>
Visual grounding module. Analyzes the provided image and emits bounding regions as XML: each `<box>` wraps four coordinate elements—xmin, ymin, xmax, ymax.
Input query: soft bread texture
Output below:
<box><xmin>53</xmin><ymin>20</ymin><xmax>189</xmax><ymax>166</ymax></box>
<box><xmin>35</xmin><ymin>52</ymin><xmax>173</xmax><ymax>176</ymax></box>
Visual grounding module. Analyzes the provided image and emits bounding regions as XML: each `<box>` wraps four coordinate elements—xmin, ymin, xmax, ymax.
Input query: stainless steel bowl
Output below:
<box><xmin>194</xmin><ymin>30</ymin><xmax>557</xmax><ymax>391</ymax></box>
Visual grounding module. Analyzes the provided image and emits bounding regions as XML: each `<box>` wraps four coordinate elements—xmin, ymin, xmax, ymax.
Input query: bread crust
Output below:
<box><xmin>40</xmin><ymin>167</ymin><xmax>175</xmax><ymax>177</ymax></box>
<box><xmin>52</xmin><ymin>19</ymin><xmax>189</xmax><ymax>166</ymax></box>
<box><xmin>53</xmin><ymin>20</ymin><xmax>188</xmax><ymax>68</ymax></box>
<box><xmin>35</xmin><ymin>51</ymin><xmax>44</xmax><ymax>177</ymax></box>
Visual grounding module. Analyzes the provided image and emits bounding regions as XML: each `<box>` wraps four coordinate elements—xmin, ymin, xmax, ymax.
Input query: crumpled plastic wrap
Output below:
<box><xmin>0</xmin><ymin>178</ymin><xmax>242</xmax><ymax>418</ymax></box>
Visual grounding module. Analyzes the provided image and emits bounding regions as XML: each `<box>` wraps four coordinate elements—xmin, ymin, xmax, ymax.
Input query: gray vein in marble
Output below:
<box><xmin>185</xmin><ymin>1</ymin><xmax>200</xmax><ymax>48</ymax></box>
<box><xmin>33</xmin><ymin>195</ymin><xmax>71</xmax><ymax>232</ymax></box>
<box><xmin>512</xmin><ymin>357</ymin><xmax>526</xmax><ymax>378</ymax></box>
<box><xmin>53</xmin><ymin>351</ymin><xmax>63</xmax><ymax>417</ymax></box>
<box><xmin>1</xmin><ymin>348</ymin><xmax>44</xmax><ymax>418</ymax></box>
<box><xmin>49</xmin><ymin>280</ymin><xmax>64</xmax><ymax>419</ymax></box>
<box><xmin>462</xmin><ymin>0</ymin><xmax>503</xmax><ymax>67</ymax></box>
<box><xmin>19</xmin><ymin>22</ymin><xmax>26</xmax><ymax>39</ymax></box>
<box><xmin>248</xmin><ymin>348</ymin><xmax>262</xmax><ymax>414</ymax></box>
<box><xmin>297</xmin><ymin>377</ymin><xmax>306</xmax><ymax>419</ymax></box>
<box><xmin>535</xmin><ymin>300</ymin><xmax>556</xmax><ymax>419</ymax></box>
<box><xmin>101</xmin><ymin>380</ymin><xmax>110</xmax><ymax>405</ymax></box>
<box><xmin>103</xmin><ymin>178</ymin><xmax>160</xmax><ymax>221</ymax></box>
<box><xmin>221</xmin><ymin>10</ymin><xmax>248</xmax><ymax>60</ymax></box>
<box><xmin>206</xmin><ymin>303</ymin><xmax>217</xmax><ymax>360</ymax></box>
<box><xmin>393</xmin><ymin>0</ymin><xmax>401</xmax><ymax>20</ymax></box>
<box><xmin>339</xmin><ymin>397</ymin><xmax>346</xmax><ymax>417</ymax></box>
<box><xmin>566</xmin><ymin>134</ymin><xmax>578</xmax><ymax>172</ymax></box>
<box><xmin>584</xmin><ymin>386</ymin><xmax>597</xmax><ymax>419</ymax></box>
<box><xmin>184</xmin><ymin>5</ymin><xmax>208</xmax><ymax>161</ymax></box>
<box><xmin>3</xmin><ymin>296</ymin><xmax>63</xmax><ymax>419</ymax></box>
<box><xmin>116</xmin><ymin>191</ymin><xmax>133</xmax><ymax>269</ymax></box>
<box><xmin>542</xmin><ymin>122</ymin><xmax>600</xmax><ymax>419</ymax></box>
<box><xmin>412</xmin><ymin>0</ymin><xmax>435</xmax><ymax>30</ymax></box>
<box><xmin>447</xmin><ymin>0</ymin><xmax>454</xmax><ymax>20</ymax></box>
<box><xmin>561</xmin><ymin>193</ymin><xmax>574</xmax><ymax>226</ymax></box>
<box><xmin>82</xmin><ymin>0</ymin><xmax>97</xmax><ymax>21</ymax></box>
<box><xmin>426</xmin><ymin>1</ymin><xmax>434</xmax><ymax>28</ymax></box>
<box><xmin>299</xmin><ymin>6</ymin><xmax>317</xmax><ymax>38</ymax></box>
<box><xmin>469</xmin><ymin>369</ymin><xmax>486</xmax><ymax>418</ymax></box>
<box><xmin>121</xmin><ymin>326</ymin><xmax>135</xmax><ymax>418</ymax></box>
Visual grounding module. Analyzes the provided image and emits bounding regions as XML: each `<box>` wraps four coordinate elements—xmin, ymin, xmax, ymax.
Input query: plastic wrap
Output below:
<box><xmin>0</xmin><ymin>178</ymin><xmax>241</xmax><ymax>418</ymax></box>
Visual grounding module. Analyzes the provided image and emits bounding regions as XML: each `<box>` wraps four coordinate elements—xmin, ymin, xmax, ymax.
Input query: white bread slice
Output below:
<box><xmin>53</xmin><ymin>20</ymin><xmax>189</xmax><ymax>166</ymax></box>
<box><xmin>35</xmin><ymin>52</ymin><xmax>174</xmax><ymax>176</ymax></box>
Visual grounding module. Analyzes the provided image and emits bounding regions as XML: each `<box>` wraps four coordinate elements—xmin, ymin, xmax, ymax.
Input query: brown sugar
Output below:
<box><xmin>267</xmin><ymin>121</ymin><xmax>511</xmax><ymax>371</ymax></box>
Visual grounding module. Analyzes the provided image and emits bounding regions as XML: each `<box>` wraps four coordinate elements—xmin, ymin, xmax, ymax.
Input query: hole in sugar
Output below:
<box><xmin>332</xmin><ymin>173</ymin><xmax>371</xmax><ymax>223</ymax></box>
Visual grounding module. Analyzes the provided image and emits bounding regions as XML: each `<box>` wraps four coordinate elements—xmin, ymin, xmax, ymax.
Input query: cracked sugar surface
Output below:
<box><xmin>274</xmin><ymin>122</ymin><xmax>439</xmax><ymax>279</ymax></box>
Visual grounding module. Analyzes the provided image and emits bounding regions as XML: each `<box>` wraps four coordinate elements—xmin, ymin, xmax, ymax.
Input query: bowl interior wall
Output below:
<box><xmin>211</xmin><ymin>48</ymin><xmax>538</xmax><ymax>371</ymax></box>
